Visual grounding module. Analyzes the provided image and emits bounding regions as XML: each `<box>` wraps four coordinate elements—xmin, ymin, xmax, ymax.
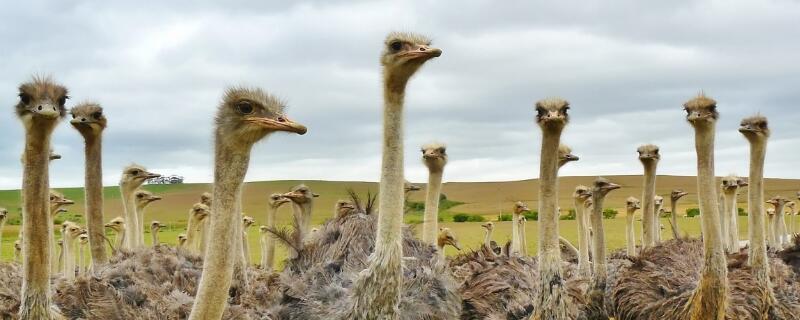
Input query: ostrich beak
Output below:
<box><xmin>145</xmin><ymin>172</ymin><xmax>161</xmax><ymax>179</ymax></box>
<box><xmin>402</xmin><ymin>46</ymin><xmax>443</xmax><ymax>60</ymax></box>
<box><xmin>451</xmin><ymin>241</ymin><xmax>462</xmax><ymax>251</ymax></box>
<box><xmin>606</xmin><ymin>183</ymin><xmax>622</xmax><ymax>191</ymax></box>
<box><xmin>565</xmin><ymin>154</ymin><xmax>579</xmax><ymax>162</ymax></box>
<box><xmin>150</xmin><ymin>196</ymin><xmax>163</xmax><ymax>202</ymax></box>
<box><xmin>245</xmin><ymin>116</ymin><xmax>307</xmax><ymax>135</ymax></box>
<box><xmin>281</xmin><ymin>191</ymin><xmax>303</xmax><ymax>199</ymax></box>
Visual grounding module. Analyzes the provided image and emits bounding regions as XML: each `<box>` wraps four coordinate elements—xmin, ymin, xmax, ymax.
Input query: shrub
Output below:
<box><xmin>560</xmin><ymin>209</ymin><xmax>576</xmax><ymax>220</ymax></box>
<box><xmin>686</xmin><ymin>208</ymin><xmax>700</xmax><ymax>218</ymax></box>
<box><xmin>54</xmin><ymin>212</ymin><xmax>84</xmax><ymax>225</ymax></box>
<box><xmin>467</xmin><ymin>214</ymin><xmax>486</xmax><ymax>222</ymax></box>
<box><xmin>498</xmin><ymin>214</ymin><xmax>513</xmax><ymax>221</ymax></box>
<box><xmin>738</xmin><ymin>207</ymin><xmax>747</xmax><ymax>216</ymax></box>
<box><xmin>452</xmin><ymin>213</ymin><xmax>470</xmax><ymax>222</ymax></box>
<box><xmin>602</xmin><ymin>208</ymin><xmax>618</xmax><ymax>219</ymax></box>
<box><xmin>523</xmin><ymin>211</ymin><xmax>538</xmax><ymax>221</ymax></box>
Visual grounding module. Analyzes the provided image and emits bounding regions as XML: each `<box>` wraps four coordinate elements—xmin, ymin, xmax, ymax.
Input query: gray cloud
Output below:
<box><xmin>1</xmin><ymin>0</ymin><xmax>800</xmax><ymax>189</ymax></box>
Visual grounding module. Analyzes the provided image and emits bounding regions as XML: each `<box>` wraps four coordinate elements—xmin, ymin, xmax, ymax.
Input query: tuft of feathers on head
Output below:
<box><xmin>421</xmin><ymin>142</ymin><xmax>446</xmax><ymax>152</ymax></box>
<box><xmin>558</xmin><ymin>144</ymin><xmax>573</xmax><ymax>155</ymax></box>
<box><xmin>384</xmin><ymin>32</ymin><xmax>432</xmax><ymax>48</ymax></box>
<box><xmin>637</xmin><ymin>144</ymin><xmax>659</xmax><ymax>154</ymax></box>
<box><xmin>740</xmin><ymin>114</ymin><xmax>769</xmax><ymax>137</ymax></box>
<box><xmin>16</xmin><ymin>76</ymin><xmax>69</xmax><ymax>118</ymax></box>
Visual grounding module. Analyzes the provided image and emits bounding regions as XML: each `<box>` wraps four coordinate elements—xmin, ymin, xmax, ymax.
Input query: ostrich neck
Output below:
<box><xmin>136</xmin><ymin>204</ymin><xmax>150</xmax><ymax>247</ymax></box>
<box><xmin>346</xmin><ymin>73</ymin><xmax>408</xmax><ymax>320</ymax></box>
<box><xmin>520</xmin><ymin>222</ymin><xmax>528</xmax><ymax>256</ymax></box>
<box><xmin>641</xmin><ymin>162</ymin><xmax>658</xmax><ymax>248</ymax></box>
<box><xmin>774</xmin><ymin>203</ymin><xmax>786</xmax><ymax>247</ymax></box>
<box><xmin>723</xmin><ymin>190</ymin><xmax>739</xmax><ymax>252</ymax></box>
<box><xmin>63</xmin><ymin>237</ymin><xmax>75</xmax><ymax>280</ymax></box>
<box><xmin>591</xmin><ymin>192</ymin><xmax>608</xmax><ymax>288</ymax></box>
<box><xmin>511</xmin><ymin>212</ymin><xmax>521</xmax><ymax>255</ymax></box>
<box><xmin>535</xmin><ymin>127</ymin><xmax>569</xmax><ymax>318</ymax></box>
<box><xmin>189</xmin><ymin>141</ymin><xmax>251</xmax><ymax>320</ymax></box>
<box><xmin>576</xmin><ymin>198</ymin><xmax>591</xmax><ymax>276</ymax></box>
<box><xmin>83</xmin><ymin>135</ymin><xmax>107</xmax><ymax>265</ymax></box>
<box><xmin>746</xmin><ymin>138</ymin><xmax>770</xmax><ymax>283</ymax></box>
<box><xmin>670</xmin><ymin>198</ymin><xmax>680</xmax><ymax>239</ymax></box>
<box><xmin>688</xmin><ymin>125</ymin><xmax>727</xmax><ymax>320</ymax></box>
<box><xmin>483</xmin><ymin>229</ymin><xmax>492</xmax><ymax>248</ymax></box>
<box><xmin>120</xmin><ymin>185</ymin><xmax>139</xmax><ymax>249</ymax></box>
<box><xmin>20</xmin><ymin>124</ymin><xmax>56</xmax><ymax>319</ymax></box>
<box><xmin>264</xmin><ymin>205</ymin><xmax>279</xmax><ymax>270</ymax></box>
<box><xmin>626</xmin><ymin>208</ymin><xmax>637</xmax><ymax>256</ymax></box>
<box><xmin>152</xmin><ymin>229</ymin><xmax>159</xmax><ymax>245</ymax></box>
<box><xmin>291</xmin><ymin>201</ymin><xmax>313</xmax><ymax>244</ymax></box>
<box><xmin>422</xmin><ymin>169</ymin><xmax>443</xmax><ymax>245</ymax></box>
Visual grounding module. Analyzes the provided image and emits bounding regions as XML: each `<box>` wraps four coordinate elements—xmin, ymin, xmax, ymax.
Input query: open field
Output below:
<box><xmin>2</xmin><ymin>175</ymin><xmax>799</xmax><ymax>263</ymax></box>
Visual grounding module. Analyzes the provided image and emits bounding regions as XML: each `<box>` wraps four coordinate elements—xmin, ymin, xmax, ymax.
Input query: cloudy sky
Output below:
<box><xmin>1</xmin><ymin>0</ymin><xmax>799</xmax><ymax>189</ymax></box>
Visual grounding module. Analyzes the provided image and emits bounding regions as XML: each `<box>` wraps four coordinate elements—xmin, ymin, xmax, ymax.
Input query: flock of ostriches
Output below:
<box><xmin>0</xmin><ymin>31</ymin><xmax>799</xmax><ymax>320</ymax></box>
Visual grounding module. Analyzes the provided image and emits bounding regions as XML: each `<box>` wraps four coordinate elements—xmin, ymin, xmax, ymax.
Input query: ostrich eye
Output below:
<box><xmin>50</xmin><ymin>196</ymin><xmax>55</xmax><ymax>201</ymax></box>
<box><xmin>708</xmin><ymin>105</ymin><xmax>717</xmax><ymax>113</ymax></box>
<box><xmin>759</xmin><ymin>122</ymin><xmax>767</xmax><ymax>129</ymax></box>
<box><xmin>137</xmin><ymin>194</ymin><xmax>144</xmax><ymax>198</ymax></box>
<box><xmin>71</xmin><ymin>113</ymin><xmax>77</xmax><ymax>119</ymax></box>
<box><xmin>390</xmin><ymin>41</ymin><xmax>402</xmax><ymax>51</ymax></box>
<box><xmin>58</xmin><ymin>96</ymin><xmax>68</xmax><ymax>106</ymax></box>
<box><xmin>19</xmin><ymin>93</ymin><xmax>31</xmax><ymax>104</ymax></box>
<box><xmin>92</xmin><ymin>111</ymin><xmax>102</xmax><ymax>119</ymax></box>
<box><xmin>131</xmin><ymin>170</ymin><xmax>140</xmax><ymax>175</ymax></box>
<box><xmin>236</xmin><ymin>101</ymin><xmax>253</xmax><ymax>115</ymax></box>
<box><xmin>536</xmin><ymin>107</ymin><xmax>546</xmax><ymax>117</ymax></box>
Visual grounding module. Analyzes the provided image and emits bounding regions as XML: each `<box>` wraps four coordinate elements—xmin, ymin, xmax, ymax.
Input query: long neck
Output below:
<box><xmin>20</xmin><ymin>125</ymin><xmax>56</xmax><ymax>318</ymax></box>
<box><xmin>775</xmin><ymin>203</ymin><xmax>786</xmax><ymax>248</ymax></box>
<box><xmin>264</xmin><ymin>206</ymin><xmax>278</xmax><ymax>271</ymax></box>
<box><xmin>747</xmin><ymin>138</ymin><xmax>770</xmax><ymax>283</ymax></box>
<box><xmin>422</xmin><ymin>169</ymin><xmax>443</xmax><ymax>245</ymax></box>
<box><xmin>576</xmin><ymin>198</ymin><xmax>591</xmax><ymax>276</ymax></box>
<box><xmin>535</xmin><ymin>127</ymin><xmax>569</xmax><ymax>317</ymax></box>
<box><xmin>0</xmin><ymin>219</ymin><xmax>5</xmax><ymax>258</ymax></box>
<box><xmin>290</xmin><ymin>201</ymin><xmax>312</xmax><ymax>248</ymax></box>
<box><xmin>688</xmin><ymin>124</ymin><xmax>727</xmax><ymax>320</ymax></box>
<box><xmin>63</xmin><ymin>238</ymin><xmax>75</xmax><ymax>280</ymax></box>
<box><xmin>136</xmin><ymin>204</ymin><xmax>148</xmax><ymax>247</ymax></box>
<box><xmin>152</xmin><ymin>229</ymin><xmax>159</xmax><ymax>246</ymax></box>
<box><xmin>719</xmin><ymin>193</ymin><xmax>728</xmax><ymax>251</ymax></box>
<box><xmin>115</xmin><ymin>229</ymin><xmax>125</xmax><ymax>250</ymax></box>
<box><xmin>241</xmin><ymin>227</ymin><xmax>250</xmax><ymax>265</ymax></box>
<box><xmin>83</xmin><ymin>135</ymin><xmax>107</xmax><ymax>266</ymax></box>
<box><xmin>347</xmin><ymin>73</ymin><xmax>408</xmax><ymax>320</ymax></box>
<box><xmin>591</xmin><ymin>193</ymin><xmax>608</xmax><ymax>289</ymax></box>
<box><xmin>189</xmin><ymin>141</ymin><xmax>251</xmax><ymax>320</ymax></box>
<box><xmin>120</xmin><ymin>186</ymin><xmax>138</xmax><ymax>250</ymax></box>
<box><xmin>670</xmin><ymin>198</ymin><xmax>680</xmax><ymax>239</ymax></box>
<box><xmin>511</xmin><ymin>212</ymin><xmax>521</xmax><ymax>255</ymax></box>
<box><xmin>78</xmin><ymin>244</ymin><xmax>85</xmax><ymax>275</ymax></box>
<box><xmin>641</xmin><ymin>162</ymin><xmax>657</xmax><ymax>248</ymax></box>
<box><xmin>626</xmin><ymin>208</ymin><xmax>637</xmax><ymax>256</ymax></box>
<box><xmin>483</xmin><ymin>229</ymin><xmax>492</xmax><ymax>249</ymax></box>
<box><xmin>723</xmin><ymin>190</ymin><xmax>740</xmax><ymax>252</ymax></box>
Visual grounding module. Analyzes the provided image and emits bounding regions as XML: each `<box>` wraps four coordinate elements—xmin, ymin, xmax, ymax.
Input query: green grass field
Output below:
<box><xmin>2</xmin><ymin>176</ymin><xmax>799</xmax><ymax>264</ymax></box>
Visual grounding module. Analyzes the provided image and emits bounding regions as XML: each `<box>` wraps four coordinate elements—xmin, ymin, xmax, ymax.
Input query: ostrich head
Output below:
<box><xmin>573</xmin><ymin>185</ymin><xmax>592</xmax><ymax>202</ymax></box>
<box><xmin>513</xmin><ymin>201</ymin><xmax>530</xmax><ymax>215</ymax></box>
<box><xmin>0</xmin><ymin>208</ymin><xmax>7</xmax><ymax>222</ymax></box>
<box><xmin>671</xmin><ymin>189</ymin><xmax>689</xmax><ymax>201</ymax></box>
<box><xmin>135</xmin><ymin>190</ymin><xmax>162</xmax><ymax>208</ymax></box>
<box><xmin>637</xmin><ymin>144</ymin><xmax>660</xmax><ymax>164</ymax></box>
<box><xmin>481</xmin><ymin>221</ymin><xmax>494</xmax><ymax>232</ymax></box>
<box><xmin>200</xmin><ymin>192</ymin><xmax>213</xmax><ymax>206</ymax></box>
<box><xmin>215</xmin><ymin>87</ymin><xmax>306</xmax><ymax>150</ymax></box>
<box><xmin>721</xmin><ymin>175</ymin><xmax>741</xmax><ymax>193</ymax></box>
<box><xmin>404</xmin><ymin>181</ymin><xmax>421</xmax><ymax>193</ymax></box>
<box><xmin>104</xmin><ymin>217</ymin><xmax>125</xmax><ymax>234</ymax></box>
<box><xmin>766</xmin><ymin>196</ymin><xmax>789</xmax><ymax>209</ymax></box>
<box><xmin>381</xmin><ymin>32</ymin><xmax>441</xmax><ymax>87</ymax></box>
<box><xmin>421</xmin><ymin>142</ymin><xmax>448</xmax><ymax>172</ymax></box>
<box><xmin>786</xmin><ymin>201</ymin><xmax>796</xmax><ymax>213</ymax></box>
<box><xmin>282</xmin><ymin>184</ymin><xmax>319</xmax><ymax>205</ymax></box>
<box><xmin>120</xmin><ymin>164</ymin><xmax>160</xmax><ymax>192</ymax></box>
<box><xmin>177</xmin><ymin>234</ymin><xmax>188</xmax><ymax>246</ymax></box>
<box><xmin>70</xmin><ymin>102</ymin><xmax>107</xmax><ymax>137</ymax></box>
<box><xmin>683</xmin><ymin>94</ymin><xmax>719</xmax><ymax>128</ymax></box>
<box><xmin>150</xmin><ymin>221</ymin><xmax>165</xmax><ymax>233</ymax></box>
<box><xmin>15</xmin><ymin>76</ymin><xmax>68</xmax><ymax>131</ymax></box>
<box><xmin>437</xmin><ymin>227</ymin><xmax>462</xmax><ymax>251</ymax></box>
<box><xmin>259</xmin><ymin>226</ymin><xmax>269</xmax><ymax>234</ymax></box>
<box><xmin>739</xmin><ymin>115</ymin><xmax>769</xmax><ymax>142</ymax></box>
<box><xmin>49</xmin><ymin>149</ymin><xmax>61</xmax><ymax>160</ymax></box>
<box><xmin>78</xmin><ymin>233</ymin><xmax>89</xmax><ymax>245</ymax></box>
<box><xmin>335</xmin><ymin>200</ymin><xmax>356</xmax><ymax>218</ymax></box>
<box><xmin>558</xmin><ymin>144</ymin><xmax>579</xmax><ymax>167</ymax></box>
<box><xmin>654</xmin><ymin>196</ymin><xmax>664</xmax><ymax>207</ymax></box>
<box><xmin>535</xmin><ymin>98</ymin><xmax>570</xmax><ymax>132</ymax></box>
<box><xmin>626</xmin><ymin>197</ymin><xmax>642</xmax><ymax>211</ymax></box>
<box><xmin>191</xmin><ymin>204</ymin><xmax>210</xmax><ymax>222</ymax></box>
<box><xmin>242</xmin><ymin>215</ymin><xmax>255</xmax><ymax>229</ymax></box>
<box><xmin>63</xmin><ymin>222</ymin><xmax>83</xmax><ymax>240</ymax></box>
<box><xmin>268</xmin><ymin>193</ymin><xmax>290</xmax><ymax>209</ymax></box>
<box><xmin>592</xmin><ymin>177</ymin><xmax>621</xmax><ymax>197</ymax></box>
<box><xmin>737</xmin><ymin>177</ymin><xmax>749</xmax><ymax>188</ymax></box>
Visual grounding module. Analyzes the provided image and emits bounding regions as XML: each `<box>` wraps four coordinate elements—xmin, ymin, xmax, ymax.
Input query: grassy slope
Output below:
<box><xmin>1</xmin><ymin>175</ymin><xmax>798</xmax><ymax>263</ymax></box>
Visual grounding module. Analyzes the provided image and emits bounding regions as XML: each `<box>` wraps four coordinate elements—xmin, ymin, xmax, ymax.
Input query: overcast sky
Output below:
<box><xmin>1</xmin><ymin>1</ymin><xmax>799</xmax><ymax>189</ymax></box>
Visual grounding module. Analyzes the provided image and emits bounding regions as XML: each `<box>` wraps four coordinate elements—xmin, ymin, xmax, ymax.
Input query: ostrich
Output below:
<box><xmin>177</xmin><ymin>234</ymin><xmax>188</xmax><ymax>248</ymax></box>
<box><xmin>767</xmin><ymin>196</ymin><xmax>789</xmax><ymax>248</ymax></box>
<box><xmin>134</xmin><ymin>190</ymin><xmax>162</xmax><ymax>246</ymax></box>
<box><xmin>480</xmin><ymin>221</ymin><xmax>496</xmax><ymax>255</ymax></box>
<box><xmin>421</xmin><ymin>142</ymin><xmax>448</xmax><ymax>246</ymax></box>
<box><xmin>199</xmin><ymin>192</ymin><xmax>212</xmax><ymax>256</ymax></box>
<box><xmin>200</xmin><ymin>192</ymin><xmax>212</xmax><ymax>206</ymax></box>
<box><xmin>787</xmin><ymin>201</ymin><xmax>796</xmax><ymax>237</ymax></box>
<box><xmin>625</xmin><ymin>197</ymin><xmax>641</xmax><ymax>256</ymax></box>
<box><xmin>48</xmin><ymin>191</ymin><xmax>74</xmax><ymax>273</ymax></box>
<box><xmin>668</xmin><ymin>189</ymin><xmax>688</xmax><ymax>240</ymax></box>
<box><xmin>558</xmin><ymin>144</ymin><xmax>580</xmax><ymax>168</ymax></box>
<box><xmin>14</xmin><ymin>240</ymin><xmax>22</xmax><ymax>263</ymax></box>
<box><xmin>511</xmin><ymin>201</ymin><xmax>530</xmax><ymax>256</ymax></box>
<box><xmin>766</xmin><ymin>208</ymin><xmax>777</xmax><ymax>248</ymax></box>
<box><xmin>334</xmin><ymin>199</ymin><xmax>356</xmax><ymax>219</ymax></box>
<box><xmin>263</xmin><ymin>193</ymin><xmax>289</xmax><ymax>270</ymax></box>
<box><xmin>258</xmin><ymin>226</ymin><xmax>270</xmax><ymax>269</ymax></box>
<box><xmin>70</xmin><ymin>102</ymin><xmax>108</xmax><ymax>267</ymax></box>
<box><xmin>150</xmin><ymin>221</ymin><xmax>164</xmax><ymax>246</ymax></box>
<box><xmin>519</xmin><ymin>216</ymin><xmax>529</xmax><ymax>256</ymax></box>
<box><xmin>345</xmin><ymin>31</ymin><xmax>441</xmax><ymax>320</ymax></box>
<box><xmin>61</xmin><ymin>222</ymin><xmax>83</xmax><ymax>280</ymax></box>
<box><xmin>48</xmin><ymin>150</ymin><xmax>61</xmax><ymax>161</ymax></box>
<box><xmin>185</xmin><ymin>204</ymin><xmax>210</xmax><ymax>254</ymax></box>
<box><xmin>119</xmin><ymin>165</ymin><xmax>160</xmax><ymax>249</ymax></box>
<box><xmin>0</xmin><ymin>208</ymin><xmax>7</xmax><ymax>258</ymax></box>
<box><xmin>532</xmin><ymin>97</ymin><xmax>576</xmax><ymax>320</ymax></box>
<box><xmin>653</xmin><ymin>195</ymin><xmax>664</xmax><ymax>242</ymax></box>
<box><xmin>241</xmin><ymin>215</ymin><xmax>255</xmax><ymax>265</ymax></box>
<box><xmin>437</xmin><ymin>227</ymin><xmax>462</xmax><ymax>258</ymax></box>
<box><xmin>104</xmin><ymin>217</ymin><xmax>126</xmax><ymax>252</ymax></box>
<box><xmin>188</xmin><ymin>86</ymin><xmax>307</xmax><ymax>320</ymax></box>
<box><xmin>77</xmin><ymin>233</ymin><xmax>88</xmax><ymax>274</ymax></box>
<box><xmin>721</xmin><ymin>176</ymin><xmax>741</xmax><ymax>252</ymax></box>
<box><xmin>637</xmin><ymin>144</ymin><xmax>660</xmax><ymax>249</ymax></box>
<box><xmin>282</xmin><ymin>184</ymin><xmax>319</xmax><ymax>252</ymax></box>
<box><xmin>586</xmin><ymin>177</ymin><xmax>621</xmax><ymax>319</ymax></box>
<box><xmin>573</xmin><ymin>185</ymin><xmax>593</xmax><ymax>276</ymax></box>
<box><xmin>15</xmin><ymin>76</ymin><xmax>68</xmax><ymax>319</ymax></box>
